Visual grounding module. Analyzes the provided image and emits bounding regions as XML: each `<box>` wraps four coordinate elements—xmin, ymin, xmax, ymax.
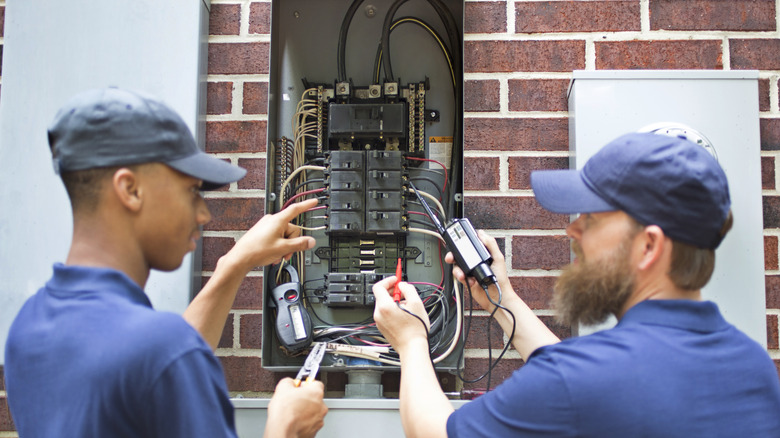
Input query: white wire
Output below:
<box><xmin>409</xmin><ymin>188</ymin><xmax>446</xmax><ymax>221</ymax></box>
<box><xmin>279</xmin><ymin>165</ymin><xmax>326</xmax><ymax>209</ymax></box>
<box><xmin>409</xmin><ymin>227</ymin><xmax>444</xmax><ymax>242</ymax></box>
<box><xmin>321</xmin><ymin>278</ymin><xmax>462</xmax><ymax>366</ymax></box>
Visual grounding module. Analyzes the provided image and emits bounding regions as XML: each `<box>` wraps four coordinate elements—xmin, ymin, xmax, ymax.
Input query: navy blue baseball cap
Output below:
<box><xmin>531</xmin><ymin>132</ymin><xmax>731</xmax><ymax>249</ymax></box>
<box><xmin>48</xmin><ymin>87</ymin><xmax>246</xmax><ymax>190</ymax></box>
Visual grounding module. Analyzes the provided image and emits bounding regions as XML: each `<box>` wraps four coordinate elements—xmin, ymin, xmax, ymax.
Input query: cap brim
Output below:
<box><xmin>530</xmin><ymin>169</ymin><xmax>615</xmax><ymax>214</ymax></box>
<box><xmin>167</xmin><ymin>152</ymin><xmax>247</xmax><ymax>190</ymax></box>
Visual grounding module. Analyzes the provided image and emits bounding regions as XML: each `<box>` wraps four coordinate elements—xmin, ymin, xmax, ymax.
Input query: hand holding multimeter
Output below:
<box><xmin>408</xmin><ymin>181</ymin><xmax>497</xmax><ymax>289</ymax></box>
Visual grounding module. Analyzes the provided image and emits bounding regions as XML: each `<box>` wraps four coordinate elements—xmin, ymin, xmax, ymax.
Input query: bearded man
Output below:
<box><xmin>371</xmin><ymin>132</ymin><xmax>780</xmax><ymax>437</ymax></box>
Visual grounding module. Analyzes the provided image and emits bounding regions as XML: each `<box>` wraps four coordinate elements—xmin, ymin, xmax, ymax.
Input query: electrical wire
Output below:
<box><xmin>373</xmin><ymin>16</ymin><xmax>455</xmax><ymax>89</ymax></box>
<box><xmin>407</xmin><ymin>156</ymin><xmax>448</xmax><ymax>195</ymax></box>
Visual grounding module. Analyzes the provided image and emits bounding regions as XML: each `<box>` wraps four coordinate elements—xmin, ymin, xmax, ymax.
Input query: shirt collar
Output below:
<box><xmin>47</xmin><ymin>263</ymin><xmax>153</xmax><ymax>308</ymax></box>
<box><xmin>618</xmin><ymin>299</ymin><xmax>730</xmax><ymax>333</ymax></box>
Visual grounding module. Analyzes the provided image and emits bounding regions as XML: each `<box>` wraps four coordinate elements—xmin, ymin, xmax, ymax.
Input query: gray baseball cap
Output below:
<box><xmin>48</xmin><ymin>87</ymin><xmax>246</xmax><ymax>190</ymax></box>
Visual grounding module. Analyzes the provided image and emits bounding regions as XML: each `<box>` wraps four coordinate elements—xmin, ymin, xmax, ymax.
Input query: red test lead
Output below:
<box><xmin>393</xmin><ymin>258</ymin><xmax>403</xmax><ymax>303</ymax></box>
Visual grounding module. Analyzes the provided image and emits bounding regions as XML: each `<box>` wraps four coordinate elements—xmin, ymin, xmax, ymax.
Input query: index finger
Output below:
<box><xmin>372</xmin><ymin>275</ymin><xmax>398</xmax><ymax>305</ymax></box>
<box><xmin>279</xmin><ymin>198</ymin><xmax>319</xmax><ymax>221</ymax></box>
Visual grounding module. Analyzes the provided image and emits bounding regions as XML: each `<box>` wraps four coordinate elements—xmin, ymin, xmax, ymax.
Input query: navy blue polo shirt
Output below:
<box><xmin>447</xmin><ymin>300</ymin><xmax>780</xmax><ymax>437</ymax></box>
<box><xmin>5</xmin><ymin>264</ymin><xmax>237</xmax><ymax>438</ymax></box>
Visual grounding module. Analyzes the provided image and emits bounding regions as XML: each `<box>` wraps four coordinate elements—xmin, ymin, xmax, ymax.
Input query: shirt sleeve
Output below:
<box><xmin>446</xmin><ymin>348</ymin><xmax>577</xmax><ymax>437</ymax></box>
<box><xmin>142</xmin><ymin>348</ymin><xmax>238</xmax><ymax>438</ymax></box>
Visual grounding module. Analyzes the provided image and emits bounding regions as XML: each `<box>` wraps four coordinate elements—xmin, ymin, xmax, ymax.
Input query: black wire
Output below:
<box><xmin>397</xmin><ymin>302</ymin><xmax>435</xmax><ymax>370</ymax></box>
<box><xmin>380</xmin><ymin>0</ymin><xmax>410</xmax><ymax>81</ymax></box>
<box><xmin>455</xmin><ymin>281</ymin><xmax>516</xmax><ymax>391</ymax></box>
<box><xmin>292</xmin><ymin>178</ymin><xmax>325</xmax><ymax>194</ymax></box>
<box><xmin>337</xmin><ymin>0</ymin><xmax>365</xmax><ymax>82</ymax></box>
<box><xmin>372</xmin><ymin>16</ymin><xmax>454</xmax><ymax>89</ymax></box>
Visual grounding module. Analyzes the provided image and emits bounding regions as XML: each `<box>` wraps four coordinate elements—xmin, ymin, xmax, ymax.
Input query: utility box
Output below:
<box><xmin>263</xmin><ymin>0</ymin><xmax>465</xmax><ymax>373</ymax></box>
<box><xmin>568</xmin><ymin>70</ymin><xmax>766</xmax><ymax>346</ymax></box>
<box><xmin>0</xmin><ymin>0</ymin><xmax>210</xmax><ymax>364</ymax></box>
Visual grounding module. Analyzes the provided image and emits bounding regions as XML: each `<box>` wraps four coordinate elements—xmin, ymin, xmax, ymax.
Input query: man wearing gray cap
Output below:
<box><xmin>4</xmin><ymin>88</ymin><xmax>327</xmax><ymax>437</ymax></box>
<box><xmin>372</xmin><ymin>132</ymin><xmax>780</xmax><ymax>437</ymax></box>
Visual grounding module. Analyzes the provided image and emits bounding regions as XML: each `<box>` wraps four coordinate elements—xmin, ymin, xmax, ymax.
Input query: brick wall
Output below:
<box><xmin>2</xmin><ymin>1</ymin><xmax>779</xmax><ymax>432</ymax></box>
<box><xmin>204</xmin><ymin>0</ymin><xmax>780</xmax><ymax>399</ymax></box>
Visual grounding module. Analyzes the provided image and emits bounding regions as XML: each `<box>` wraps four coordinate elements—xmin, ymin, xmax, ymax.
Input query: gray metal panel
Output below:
<box><xmin>568</xmin><ymin>70</ymin><xmax>766</xmax><ymax>346</ymax></box>
<box><xmin>0</xmin><ymin>0</ymin><xmax>208</xmax><ymax>363</ymax></box>
<box><xmin>232</xmin><ymin>398</ymin><xmax>468</xmax><ymax>438</ymax></box>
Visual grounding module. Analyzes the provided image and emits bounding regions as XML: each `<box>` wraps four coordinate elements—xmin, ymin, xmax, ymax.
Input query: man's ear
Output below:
<box><xmin>113</xmin><ymin>168</ymin><xmax>143</xmax><ymax>212</ymax></box>
<box><xmin>636</xmin><ymin>225</ymin><xmax>667</xmax><ymax>271</ymax></box>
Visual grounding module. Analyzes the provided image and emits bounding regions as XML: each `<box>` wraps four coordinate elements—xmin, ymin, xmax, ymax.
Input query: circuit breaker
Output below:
<box><xmin>263</xmin><ymin>0</ymin><xmax>465</xmax><ymax>371</ymax></box>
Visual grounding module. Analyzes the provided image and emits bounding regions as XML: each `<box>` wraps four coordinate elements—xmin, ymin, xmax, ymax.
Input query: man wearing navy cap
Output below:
<box><xmin>372</xmin><ymin>132</ymin><xmax>780</xmax><ymax>437</ymax></box>
<box><xmin>4</xmin><ymin>88</ymin><xmax>327</xmax><ymax>437</ymax></box>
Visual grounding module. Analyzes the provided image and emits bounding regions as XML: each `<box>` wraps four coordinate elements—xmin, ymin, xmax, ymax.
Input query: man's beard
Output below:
<box><xmin>553</xmin><ymin>239</ymin><xmax>636</xmax><ymax>327</ymax></box>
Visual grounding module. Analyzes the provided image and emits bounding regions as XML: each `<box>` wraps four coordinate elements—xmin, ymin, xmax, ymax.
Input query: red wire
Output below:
<box><xmin>406</xmin><ymin>156</ymin><xmax>448</xmax><ymax>195</ymax></box>
<box><xmin>282</xmin><ymin>188</ymin><xmax>326</xmax><ymax>210</ymax></box>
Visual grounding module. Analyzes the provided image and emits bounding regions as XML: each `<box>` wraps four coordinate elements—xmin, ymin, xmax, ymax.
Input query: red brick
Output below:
<box><xmin>766</xmin><ymin>275</ymin><xmax>780</xmax><ymax>308</ymax></box>
<box><xmin>202</xmin><ymin>236</ymin><xmax>236</xmax><ymax>271</ymax></box>
<box><xmin>775</xmin><ymin>360</ymin><xmax>780</xmax><ymax>380</ymax></box>
<box><xmin>249</xmin><ymin>2</ymin><xmax>271</xmax><ymax>34</ymax></box>
<box><xmin>237</xmin><ymin>158</ymin><xmax>267</xmax><ymax>190</ymax></box>
<box><xmin>204</xmin><ymin>197</ymin><xmax>265</xmax><ymax>231</ymax></box>
<box><xmin>0</xmin><ymin>396</ymin><xmax>13</xmax><ymax>432</ymax></box>
<box><xmin>0</xmin><ymin>365</ymin><xmax>4</xmax><ymax>391</ymax></box>
<box><xmin>462</xmin><ymin>357</ymin><xmax>524</xmax><ymax>390</ymax></box>
<box><xmin>539</xmin><ymin>315</ymin><xmax>572</xmax><ymax>340</ymax></box>
<box><xmin>759</xmin><ymin>78</ymin><xmax>771</xmax><ymax>112</ymax></box>
<box><xmin>464</xmin><ymin>157</ymin><xmax>500</xmax><ymax>191</ymax></box>
<box><xmin>764</xmin><ymin>197</ymin><xmax>780</xmax><ymax>229</ymax></box>
<box><xmin>234</xmin><ymin>276</ymin><xmax>264</xmax><ymax>309</ymax></box>
<box><xmin>220</xmin><ymin>355</ymin><xmax>277</xmax><ymax>392</ymax></box>
<box><xmin>243</xmin><ymin>82</ymin><xmax>269</xmax><ymax>115</ymax></box>
<box><xmin>209</xmin><ymin>4</ymin><xmax>241</xmax><ymax>35</ymax></box>
<box><xmin>508</xmin><ymin>79</ymin><xmax>569</xmax><ymax>112</ymax></box>
<box><xmin>207</xmin><ymin>82</ymin><xmax>233</xmax><ymax>115</ymax></box>
<box><xmin>465</xmin><ymin>196</ymin><xmax>568</xmax><ymax>230</ymax></box>
<box><xmin>465</xmin><ymin>2</ymin><xmax>506</xmax><ymax>34</ymax></box>
<box><xmin>508</xmin><ymin>156</ymin><xmax>569</xmax><ymax>190</ymax></box>
<box><xmin>766</xmin><ymin>236</ymin><xmax>779</xmax><ymax>271</ymax></box>
<box><xmin>596</xmin><ymin>40</ymin><xmax>723</xmax><ymax>70</ymax></box>
<box><xmin>512</xmin><ymin>235</ymin><xmax>570</xmax><ymax>270</ymax></box>
<box><xmin>516</xmin><ymin>1</ymin><xmax>640</xmax><ymax>33</ymax></box>
<box><xmin>208</xmin><ymin>42</ymin><xmax>270</xmax><ymax>75</ymax></box>
<box><xmin>651</xmin><ymin>0</ymin><xmax>775</xmax><ymax>31</ymax></box>
<box><xmin>465</xmin><ymin>40</ymin><xmax>585</xmax><ymax>73</ymax></box>
<box><xmin>465</xmin><ymin>118</ymin><xmax>568</xmax><ymax>152</ymax></box>
<box><xmin>763</xmin><ymin>156</ymin><xmax>776</xmax><ymax>190</ymax></box>
<box><xmin>240</xmin><ymin>313</ymin><xmax>263</xmax><ymax>349</ymax></box>
<box><xmin>200</xmin><ymin>275</ymin><xmax>263</xmax><ymax>309</ymax></box>
<box><xmin>464</xmin><ymin>314</ymin><xmax>505</xmax><ymax>349</ymax></box>
<box><xmin>219</xmin><ymin>315</ymin><xmax>234</xmax><ymax>349</ymax></box>
<box><xmin>464</xmin><ymin>80</ymin><xmax>500</xmax><ymax>112</ymax></box>
<box><xmin>761</xmin><ymin>118</ymin><xmax>780</xmax><ymax>150</ymax></box>
<box><xmin>509</xmin><ymin>276</ymin><xmax>557</xmax><ymax>310</ymax></box>
<box><xmin>0</xmin><ymin>6</ymin><xmax>5</xmax><ymax>37</ymax></box>
<box><xmin>206</xmin><ymin>120</ymin><xmax>267</xmax><ymax>153</ymax></box>
<box><xmin>768</xmin><ymin>314</ymin><xmax>779</xmax><ymax>349</ymax></box>
<box><xmin>731</xmin><ymin>39</ymin><xmax>780</xmax><ymax>70</ymax></box>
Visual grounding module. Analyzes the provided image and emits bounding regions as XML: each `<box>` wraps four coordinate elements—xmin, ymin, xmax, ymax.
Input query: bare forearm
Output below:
<box><xmin>183</xmin><ymin>253</ymin><xmax>250</xmax><ymax>350</ymax></box>
<box><xmin>398</xmin><ymin>339</ymin><xmax>453</xmax><ymax>438</ymax></box>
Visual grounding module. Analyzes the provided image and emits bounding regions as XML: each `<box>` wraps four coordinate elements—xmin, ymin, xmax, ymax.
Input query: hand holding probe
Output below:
<box><xmin>393</xmin><ymin>258</ymin><xmax>403</xmax><ymax>302</ymax></box>
<box><xmin>408</xmin><ymin>180</ymin><xmax>497</xmax><ymax>288</ymax></box>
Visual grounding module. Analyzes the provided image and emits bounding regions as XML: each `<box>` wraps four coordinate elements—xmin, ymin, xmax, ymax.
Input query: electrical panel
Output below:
<box><xmin>263</xmin><ymin>0</ymin><xmax>464</xmax><ymax>371</ymax></box>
